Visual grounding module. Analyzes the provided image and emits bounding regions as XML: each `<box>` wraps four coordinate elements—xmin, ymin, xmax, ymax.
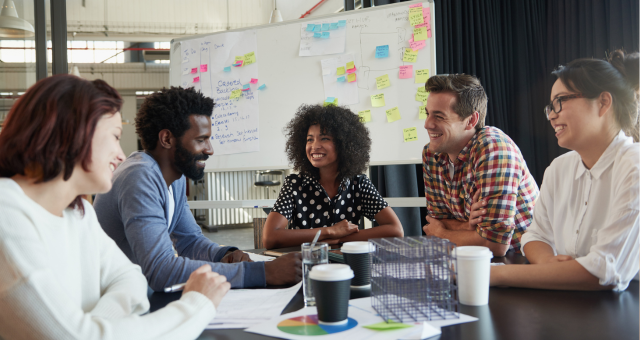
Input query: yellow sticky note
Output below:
<box><xmin>358</xmin><ymin>110</ymin><xmax>372</xmax><ymax>123</ymax></box>
<box><xmin>386</xmin><ymin>106</ymin><xmax>401</xmax><ymax>123</ymax></box>
<box><xmin>230</xmin><ymin>89</ymin><xmax>242</xmax><ymax>99</ymax></box>
<box><xmin>415</xmin><ymin>69</ymin><xmax>429</xmax><ymax>84</ymax></box>
<box><xmin>414</xmin><ymin>27</ymin><xmax>428</xmax><ymax>41</ymax></box>
<box><xmin>376</xmin><ymin>74</ymin><xmax>391</xmax><ymax>90</ymax></box>
<box><xmin>419</xmin><ymin>106</ymin><xmax>427</xmax><ymax>119</ymax></box>
<box><xmin>371</xmin><ymin>93</ymin><xmax>385</xmax><ymax>107</ymax></box>
<box><xmin>403</xmin><ymin>48</ymin><xmax>418</xmax><ymax>63</ymax></box>
<box><xmin>403</xmin><ymin>127</ymin><xmax>418</xmax><ymax>142</ymax></box>
<box><xmin>409</xmin><ymin>8</ymin><xmax>424</xmax><ymax>26</ymax></box>
<box><xmin>243</xmin><ymin>52</ymin><xmax>256</xmax><ymax>66</ymax></box>
<box><xmin>347</xmin><ymin>73</ymin><xmax>356</xmax><ymax>82</ymax></box>
<box><xmin>337</xmin><ymin>67</ymin><xmax>345</xmax><ymax>75</ymax></box>
<box><xmin>234</xmin><ymin>56</ymin><xmax>245</xmax><ymax>67</ymax></box>
<box><xmin>346</xmin><ymin>61</ymin><xmax>355</xmax><ymax>70</ymax></box>
<box><xmin>417</xmin><ymin>86</ymin><xmax>427</xmax><ymax>93</ymax></box>
<box><xmin>416</xmin><ymin>91</ymin><xmax>430</xmax><ymax>104</ymax></box>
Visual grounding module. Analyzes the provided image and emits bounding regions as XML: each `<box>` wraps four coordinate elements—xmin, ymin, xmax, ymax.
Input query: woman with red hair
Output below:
<box><xmin>0</xmin><ymin>75</ymin><xmax>229</xmax><ymax>339</ymax></box>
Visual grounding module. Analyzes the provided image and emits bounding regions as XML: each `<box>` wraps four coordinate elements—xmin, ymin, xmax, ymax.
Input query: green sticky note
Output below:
<box><xmin>404</xmin><ymin>127</ymin><xmax>418</xmax><ymax>142</ymax></box>
<box><xmin>409</xmin><ymin>8</ymin><xmax>424</xmax><ymax>26</ymax></box>
<box><xmin>323</xmin><ymin>97</ymin><xmax>338</xmax><ymax>107</ymax></box>
<box><xmin>416</xmin><ymin>91</ymin><xmax>430</xmax><ymax>104</ymax></box>
<box><xmin>371</xmin><ymin>93</ymin><xmax>385</xmax><ymax>107</ymax></box>
<box><xmin>363</xmin><ymin>320</ymin><xmax>414</xmax><ymax>331</ymax></box>
<box><xmin>346</xmin><ymin>61</ymin><xmax>355</xmax><ymax>70</ymax></box>
<box><xmin>230</xmin><ymin>89</ymin><xmax>242</xmax><ymax>99</ymax></box>
<box><xmin>386</xmin><ymin>106</ymin><xmax>401</xmax><ymax>122</ymax></box>
<box><xmin>358</xmin><ymin>109</ymin><xmax>372</xmax><ymax>123</ymax></box>
<box><xmin>243</xmin><ymin>52</ymin><xmax>256</xmax><ymax>66</ymax></box>
<box><xmin>376</xmin><ymin>74</ymin><xmax>391</xmax><ymax>90</ymax></box>
<box><xmin>337</xmin><ymin>66</ymin><xmax>345</xmax><ymax>75</ymax></box>
<box><xmin>415</xmin><ymin>69</ymin><xmax>429</xmax><ymax>84</ymax></box>
<box><xmin>414</xmin><ymin>27</ymin><xmax>428</xmax><ymax>41</ymax></box>
<box><xmin>403</xmin><ymin>48</ymin><xmax>418</xmax><ymax>63</ymax></box>
<box><xmin>419</xmin><ymin>105</ymin><xmax>427</xmax><ymax>119</ymax></box>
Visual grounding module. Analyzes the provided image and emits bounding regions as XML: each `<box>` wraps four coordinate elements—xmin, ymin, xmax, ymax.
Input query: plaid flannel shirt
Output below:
<box><xmin>422</xmin><ymin>126</ymin><xmax>539</xmax><ymax>252</ymax></box>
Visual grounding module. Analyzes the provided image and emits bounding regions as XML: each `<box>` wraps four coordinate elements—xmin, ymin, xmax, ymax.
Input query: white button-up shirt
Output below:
<box><xmin>521</xmin><ymin>131</ymin><xmax>639</xmax><ymax>291</ymax></box>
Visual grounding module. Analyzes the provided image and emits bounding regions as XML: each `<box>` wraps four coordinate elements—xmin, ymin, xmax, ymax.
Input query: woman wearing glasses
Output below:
<box><xmin>490</xmin><ymin>50</ymin><xmax>639</xmax><ymax>291</ymax></box>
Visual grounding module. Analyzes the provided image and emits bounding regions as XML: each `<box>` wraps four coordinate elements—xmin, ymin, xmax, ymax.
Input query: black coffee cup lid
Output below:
<box><xmin>309</xmin><ymin>264</ymin><xmax>354</xmax><ymax>281</ymax></box>
<box><xmin>341</xmin><ymin>241</ymin><xmax>375</xmax><ymax>254</ymax></box>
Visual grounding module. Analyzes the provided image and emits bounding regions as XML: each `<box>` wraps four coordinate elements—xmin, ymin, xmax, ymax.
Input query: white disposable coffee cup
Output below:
<box><xmin>453</xmin><ymin>246</ymin><xmax>493</xmax><ymax>306</ymax></box>
<box><xmin>309</xmin><ymin>264</ymin><xmax>354</xmax><ymax>325</ymax></box>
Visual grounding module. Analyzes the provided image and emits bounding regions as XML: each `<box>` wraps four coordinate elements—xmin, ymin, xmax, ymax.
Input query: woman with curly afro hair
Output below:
<box><xmin>262</xmin><ymin>104</ymin><xmax>403</xmax><ymax>249</ymax></box>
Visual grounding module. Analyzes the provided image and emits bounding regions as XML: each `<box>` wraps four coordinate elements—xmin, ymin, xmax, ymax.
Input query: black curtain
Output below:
<box><xmin>372</xmin><ymin>0</ymin><xmax>638</xmax><ymax>233</ymax></box>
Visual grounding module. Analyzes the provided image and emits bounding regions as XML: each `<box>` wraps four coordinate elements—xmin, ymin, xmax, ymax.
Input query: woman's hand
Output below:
<box><xmin>328</xmin><ymin>219</ymin><xmax>359</xmax><ymax>238</ymax></box>
<box><xmin>183</xmin><ymin>265</ymin><xmax>231</xmax><ymax>309</ymax></box>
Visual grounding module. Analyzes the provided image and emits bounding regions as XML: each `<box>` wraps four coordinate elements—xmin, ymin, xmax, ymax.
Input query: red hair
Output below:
<box><xmin>0</xmin><ymin>74</ymin><xmax>122</xmax><ymax>211</ymax></box>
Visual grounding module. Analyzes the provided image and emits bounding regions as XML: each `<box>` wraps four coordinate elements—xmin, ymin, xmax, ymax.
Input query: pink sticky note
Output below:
<box><xmin>193</xmin><ymin>76</ymin><xmax>200</xmax><ymax>83</ymax></box>
<box><xmin>399</xmin><ymin>65</ymin><xmax>413</xmax><ymax>79</ymax></box>
<box><xmin>191</xmin><ymin>68</ymin><xmax>198</xmax><ymax>74</ymax></box>
<box><xmin>423</xmin><ymin>7</ymin><xmax>431</xmax><ymax>21</ymax></box>
<box><xmin>427</xmin><ymin>28</ymin><xmax>432</xmax><ymax>39</ymax></box>
<box><xmin>200</xmin><ymin>64</ymin><xmax>208</xmax><ymax>72</ymax></box>
<box><xmin>409</xmin><ymin>36</ymin><xmax>414</xmax><ymax>43</ymax></box>
<box><xmin>410</xmin><ymin>40</ymin><xmax>426</xmax><ymax>51</ymax></box>
<box><xmin>409</xmin><ymin>3</ymin><xmax>422</xmax><ymax>8</ymax></box>
<box><xmin>250</xmin><ymin>78</ymin><xmax>258</xmax><ymax>84</ymax></box>
<box><xmin>346</xmin><ymin>66</ymin><xmax>357</xmax><ymax>74</ymax></box>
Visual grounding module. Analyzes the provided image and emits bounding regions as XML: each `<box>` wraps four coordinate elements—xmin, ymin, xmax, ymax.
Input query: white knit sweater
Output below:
<box><xmin>0</xmin><ymin>178</ymin><xmax>216</xmax><ymax>340</ymax></box>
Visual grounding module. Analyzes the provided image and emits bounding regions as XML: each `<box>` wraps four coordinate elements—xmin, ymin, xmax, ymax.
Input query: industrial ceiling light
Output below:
<box><xmin>0</xmin><ymin>0</ymin><xmax>35</xmax><ymax>38</ymax></box>
<box><xmin>269</xmin><ymin>0</ymin><xmax>283</xmax><ymax>23</ymax></box>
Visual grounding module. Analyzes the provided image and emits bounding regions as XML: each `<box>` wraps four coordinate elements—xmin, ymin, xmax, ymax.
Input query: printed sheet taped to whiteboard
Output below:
<box><xmin>180</xmin><ymin>31</ymin><xmax>260</xmax><ymax>156</ymax></box>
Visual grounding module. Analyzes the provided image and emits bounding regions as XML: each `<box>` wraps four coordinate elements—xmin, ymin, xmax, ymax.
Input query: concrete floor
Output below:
<box><xmin>203</xmin><ymin>227</ymin><xmax>255</xmax><ymax>250</ymax></box>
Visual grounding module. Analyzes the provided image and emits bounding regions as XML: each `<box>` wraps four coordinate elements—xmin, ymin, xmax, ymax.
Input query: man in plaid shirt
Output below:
<box><xmin>422</xmin><ymin>74</ymin><xmax>539</xmax><ymax>256</ymax></box>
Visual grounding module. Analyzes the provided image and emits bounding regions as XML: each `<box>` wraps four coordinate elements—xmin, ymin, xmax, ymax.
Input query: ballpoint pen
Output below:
<box><xmin>164</xmin><ymin>282</ymin><xmax>186</xmax><ymax>293</ymax></box>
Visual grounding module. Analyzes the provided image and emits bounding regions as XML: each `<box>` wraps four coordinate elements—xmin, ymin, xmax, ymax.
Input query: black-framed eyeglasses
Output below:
<box><xmin>544</xmin><ymin>94</ymin><xmax>584</xmax><ymax>120</ymax></box>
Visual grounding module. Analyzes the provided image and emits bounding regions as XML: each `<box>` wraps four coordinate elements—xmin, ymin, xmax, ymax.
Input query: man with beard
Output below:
<box><xmin>94</xmin><ymin>87</ymin><xmax>301</xmax><ymax>291</ymax></box>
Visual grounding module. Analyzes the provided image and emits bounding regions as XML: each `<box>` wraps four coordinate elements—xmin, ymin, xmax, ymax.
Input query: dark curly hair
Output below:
<box><xmin>284</xmin><ymin>104</ymin><xmax>371</xmax><ymax>182</ymax></box>
<box><xmin>135</xmin><ymin>86</ymin><xmax>214</xmax><ymax>150</ymax></box>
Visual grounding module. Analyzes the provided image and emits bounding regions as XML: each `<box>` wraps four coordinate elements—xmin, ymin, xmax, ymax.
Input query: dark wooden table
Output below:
<box><xmin>149</xmin><ymin>251</ymin><xmax>639</xmax><ymax>340</ymax></box>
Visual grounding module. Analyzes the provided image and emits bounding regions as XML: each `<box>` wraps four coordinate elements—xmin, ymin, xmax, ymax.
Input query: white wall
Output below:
<box><xmin>277</xmin><ymin>0</ymin><xmax>344</xmax><ymax>21</ymax></box>
<box><xmin>119</xmin><ymin>95</ymin><xmax>139</xmax><ymax>158</ymax></box>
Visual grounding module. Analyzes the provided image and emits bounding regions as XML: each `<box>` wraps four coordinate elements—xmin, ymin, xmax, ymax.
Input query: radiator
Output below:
<box><xmin>199</xmin><ymin>171</ymin><xmax>285</xmax><ymax>226</ymax></box>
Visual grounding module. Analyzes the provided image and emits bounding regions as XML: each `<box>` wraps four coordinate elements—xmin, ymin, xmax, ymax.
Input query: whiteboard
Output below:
<box><xmin>170</xmin><ymin>0</ymin><xmax>435</xmax><ymax>172</ymax></box>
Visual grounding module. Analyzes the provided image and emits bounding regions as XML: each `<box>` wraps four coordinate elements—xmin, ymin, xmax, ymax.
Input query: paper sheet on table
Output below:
<box><xmin>206</xmin><ymin>282</ymin><xmax>302</xmax><ymax>329</ymax></box>
<box><xmin>299</xmin><ymin>20</ymin><xmax>346</xmax><ymax>56</ymax></box>
<box><xmin>245</xmin><ymin>297</ymin><xmax>476</xmax><ymax>340</ymax></box>
<box><xmin>320</xmin><ymin>53</ymin><xmax>359</xmax><ymax>105</ymax></box>
<box><xmin>243</xmin><ymin>252</ymin><xmax>276</xmax><ymax>262</ymax></box>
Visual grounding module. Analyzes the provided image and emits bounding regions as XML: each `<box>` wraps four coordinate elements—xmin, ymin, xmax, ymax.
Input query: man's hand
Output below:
<box><xmin>220</xmin><ymin>249</ymin><xmax>253</xmax><ymax>263</ymax></box>
<box><xmin>423</xmin><ymin>216</ymin><xmax>446</xmax><ymax>237</ymax></box>
<box><xmin>264</xmin><ymin>252</ymin><xmax>302</xmax><ymax>286</ymax></box>
<box><xmin>466</xmin><ymin>190</ymin><xmax>487</xmax><ymax>230</ymax></box>
<box><xmin>328</xmin><ymin>220</ymin><xmax>359</xmax><ymax>239</ymax></box>
<box><xmin>183</xmin><ymin>265</ymin><xmax>231</xmax><ymax>308</ymax></box>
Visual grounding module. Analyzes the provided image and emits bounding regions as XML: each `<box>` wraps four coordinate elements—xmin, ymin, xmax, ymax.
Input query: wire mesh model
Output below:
<box><xmin>370</xmin><ymin>236</ymin><xmax>459</xmax><ymax>323</ymax></box>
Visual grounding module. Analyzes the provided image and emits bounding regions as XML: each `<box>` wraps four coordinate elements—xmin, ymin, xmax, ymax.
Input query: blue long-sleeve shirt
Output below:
<box><xmin>94</xmin><ymin>151</ymin><xmax>266</xmax><ymax>291</ymax></box>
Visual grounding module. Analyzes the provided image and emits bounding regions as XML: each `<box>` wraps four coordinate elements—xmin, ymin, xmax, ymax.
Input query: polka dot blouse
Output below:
<box><xmin>272</xmin><ymin>173</ymin><xmax>389</xmax><ymax>229</ymax></box>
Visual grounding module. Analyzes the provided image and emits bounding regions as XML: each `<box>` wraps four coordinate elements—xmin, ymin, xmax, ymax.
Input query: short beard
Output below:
<box><xmin>174</xmin><ymin>140</ymin><xmax>208</xmax><ymax>180</ymax></box>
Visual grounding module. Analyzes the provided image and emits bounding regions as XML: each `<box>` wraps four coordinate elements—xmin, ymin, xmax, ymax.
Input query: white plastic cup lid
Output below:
<box><xmin>309</xmin><ymin>264</ymin><xmax>354</xmax><ymax>281</ymax></box>
<box><xmin>454</xmin><ymin>246</ymin><xmax>493</xmax><ymax>259</ymax></box>
<box><xmin>341</xmin><ymin>241</ymin><xmax>375</xmax><ymax>254</ymax></box>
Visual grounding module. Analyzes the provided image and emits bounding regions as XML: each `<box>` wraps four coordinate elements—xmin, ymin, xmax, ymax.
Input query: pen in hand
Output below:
<box><xmin>164</xmin><ymin>282</ymin><xmax>186</xmax><ymax>293</ymax></box>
